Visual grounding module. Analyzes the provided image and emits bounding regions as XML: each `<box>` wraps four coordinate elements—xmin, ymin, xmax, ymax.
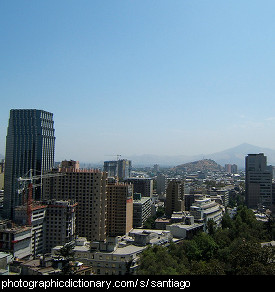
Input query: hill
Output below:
<box><xmin>173</xmin><ymin>159</ymin><xmax>222</xmax><ymax>173</ymax></box>
<box><xmin>128</xmin><ymin>143</ymin><xmax>275</xmax><ymax>168</ymax></box>
<box><xmin>206</xmin><ymin>143</ymin><xmax>275</xmax><ymax>168</ymax></box>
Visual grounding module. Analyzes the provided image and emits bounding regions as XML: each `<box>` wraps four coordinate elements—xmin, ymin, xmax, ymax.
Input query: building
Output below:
<box><xmin>189</xmin><ymin>196</ymin><xmax>223</xmax><ymax>230</ymax></box>
<box><xmin>156</xmin><ymin>174</ymin><xmax>167</xmax><ymax>198</ymax></box>
<box><xmin>52</xmin><ymin>230</ymin><xmax>172</xmax><ymax>275</ymax></box>
<box><xmin>106</xmin><ymin>181</ymin><xmax>133</xmax><ymax>237</ymax></box>
<box><xmin>133</xmin><ymin>196</ymin><xmax>152</xmax><ymax>228</ymax></box>
<box><xmin>225</xmin><ymin>164</ymin><xmax>238</xmax><ymax>174</ymax></box>
<box><xmin>14</xmin><ymin>203</ymin><xmax>47</xmax><ymax>256</ymax></box>
<box><xmin>44</xmin><ymin>200</ymin><xmax>77</xmax><ymax>253</ymax></box>
<box><xmin>165</xmin><ymin>179</ymin><xmax>185</xmax><ymax>218</ymax></box>
<box><xmin>43</xmin><ymin>164</ymin><xmax>108</xmax><ymax>242</ymax></box>
<box><xmin>124</xmin><ymin>178</ymin><xmax>153</xmax><ymax>198</ymax></box>
<box><xmin>0</xmin><ymin>220</ymin><xmax>32</xmax><ymax>259</ymax></box>
<box><xmin>245</xmin><ymin>153</ymin><xmax>273</xmax><ymax>209</ymax></box>
<box><xmin>3</xmin><ymin>109</ymin><xmax>55</xmax><ymax>220</ymax></box>
<box><xmin>104</xmin><ymin>159</ymin><xmax>132</xmax><ymax>180</ymax></box>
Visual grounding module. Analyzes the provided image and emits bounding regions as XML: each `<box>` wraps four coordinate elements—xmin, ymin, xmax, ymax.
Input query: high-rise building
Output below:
<box><xmin>3</xmin><ymin>109</ymin><xmax>55</xmax><ymax>220</ymax></box>
<box><xmin>245</xmin><ymin>153</ymin><xmax>273</xmax><ymax>209</ymax></box>
<box><xmin>106</xmin><ymin>179</ymin><xmax>133</xmax><ymax>237</ymax></box>
<box><xmin>124</xmin><ymin>178</ymin><xmax>153</xmax><ymax>198</ymax></box>
<box><xmin>165</xmin><ymin>179</ymin><xmax>185</xmax><ymax>218</ymax></box>
<box><xmin>103</xmin><ymin>159</ymin><xmax>132</xmax><ymax>180</ymax></box>
<box><xmin>43</xmin><ymin>162</ymin><xmax>108</xmax><ymax>242</ymax></box>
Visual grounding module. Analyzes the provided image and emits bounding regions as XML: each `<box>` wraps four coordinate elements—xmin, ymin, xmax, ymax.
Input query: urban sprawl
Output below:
<box><xmin>0</xmin><ymin>109</ymin><xmax>274</xmax><ymax>275</ymax></box>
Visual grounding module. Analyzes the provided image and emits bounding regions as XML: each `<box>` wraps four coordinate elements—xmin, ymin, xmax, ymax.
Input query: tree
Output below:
<box><xmin>57</xmin><ymin>242</ymin><xmax>77</xmax><ymax>275</ymax></box>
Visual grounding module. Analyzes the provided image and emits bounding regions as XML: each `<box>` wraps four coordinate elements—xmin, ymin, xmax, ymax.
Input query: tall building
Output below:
<box><xmin>165</xmin><ymin>179</ymin><xmax>185</xmax><ymax>218</ymax></box>
<box><xmin>124</xmin><ymin>178</ymin><xmax>153</xmax><ymax>198</ymax></box>
<box><xmin>43</xmin><ymin>162</ymin><xmax>108</xmax><ymax>242</ymax></box>
<box><xmin>44</xmin><ymin>200</ymin><xmax>77</xmax><ymax>253</ymax></box>
<box><xmin>106</xmin><ymin>179</ymin><xmax>133</xmax><ymax>237</ymax></box>
<box><xmin>104</xmin><ymin>159</ymin><xmax>132</xmax><ymax>180</ymax></box>
<box><xmin>245</xmin><ymin>153</ymin><xmax>273</xmax><ymax>209</ymax></box>
<box><xmin>3</xmin><ymin>109</ymin><xmax>55</xmax><ymax>220</ymax></box>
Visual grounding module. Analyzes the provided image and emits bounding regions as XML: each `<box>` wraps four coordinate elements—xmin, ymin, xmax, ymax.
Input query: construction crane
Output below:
<box><xmin>17</xmin><ymin>169</ymin><xmax>64</xmax><ymax>226</ymax></box>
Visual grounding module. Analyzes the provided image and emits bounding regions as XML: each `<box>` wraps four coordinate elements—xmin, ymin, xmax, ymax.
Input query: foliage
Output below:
<box><xmin>137</xmin><ymin>206</ymin><xmax>275</xmax><ymax>275</ymax></box>
<box><xmin>57</xmin><ymin>242</ymin><xmax>77</xmax><ymax>275</ymax></box>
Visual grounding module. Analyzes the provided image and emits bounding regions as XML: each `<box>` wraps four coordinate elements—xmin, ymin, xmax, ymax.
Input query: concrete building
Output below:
<box><xmin>44</xmin><ymin>200</ymin><xmax>77</xmax><ymax>253</ymax></box>
<box><xmin>125</xmin><ymin>178</ymin><xmax>153</xmax><ymax>198</ymax></box>
<box><xmin>3</xmin><ymin>109</ymin><xmax>55</xmax><ymax>220</ymax></box>
<box><xmin>245</xmin><ymin>153</ymin><xmax>273</xmax><ymax>209</ymax></box>
<box><xmin>165</xmin><ymin>179</ymin><xmax>185</xmax><ymax>218</ymax></box>
<box><xmin>106</xmin><ymin>181</ymin><xmax>133</xmax><ymax>237</ymax></box>
<box><xmin>190</xmin><ymin>196</ymin><xmax>223</xmax><ymax>230</ymax></box>
<box><xmin>43</xmin><ymin>164</ymin><xmax>108</xmax><ymax>242</ymax></box>
<box><xmin>133</xmin><ymin>196</ymin><xmax>152</xmax><ymax>227</ymax></box>
<box><xmin>52</xmin><ymin>229</ymin><xmax>172</xmax><ymax>275</ymax></box>
<box><xmin>0</xmin><ymin>221</ymin><xmax>32</xmax><ymax>259</ymax></box>
<box><xmin>156</xmin><ymin>174</ymin><xmax>167</xmax><ymax>198</ymax></box>
<box><xmin>104</xmin><ymin>159</ymin><xmax>132</xmax><ymax>180</ymax></box>
<box><xmin>14</xmin><ymin>203</ymin><xmax>47</xmax><ymax>256</ymax></box>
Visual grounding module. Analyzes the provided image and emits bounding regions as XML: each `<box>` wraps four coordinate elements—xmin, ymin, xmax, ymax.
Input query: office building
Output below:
<box><xmin>3</xmin><ymin>109</ymin><xmax>55</xmax><ymax>220</ymax></box>
<box><xmin>245</xmin><ymin>153</ymin><xmax>273</xmax><ymax>208</ymax></box>
<box><xmin>133</xmin><ymin>196</ymin><xmax>152</xmax><ymax>228</ymax></box>
<box><xmin>165</xmin><ymin>179</ymin><xmax>185</xmax><ymax>218</ymax></box>
<box><xmin>124</xmin><ymin>178</ymin><xmax>153</xmax><ymax>198</ymax></box>
<box><xmin>106</xmin><ymin>181</ymin><xmax>133</xmax><ymax>237</ymax></box>
<box><xmin>43</xmin><ymin>163</ymin><xmax>108</xmax><ymax>242</ymax></box>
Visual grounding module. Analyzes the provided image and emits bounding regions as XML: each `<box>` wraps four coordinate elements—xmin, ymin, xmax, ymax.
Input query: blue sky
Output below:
<box><xmin>1</xmin><ymin>0</ymin><xmax>275</xmax><ymax>163</ymax></box>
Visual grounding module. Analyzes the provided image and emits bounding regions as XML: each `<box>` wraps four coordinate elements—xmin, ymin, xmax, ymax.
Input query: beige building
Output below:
<box><xmin>43</xmin><ymin>163</ymin><xmax>108</xmax><ymax>242</ymax></box>
<box><xmin>165</xmin><ymin>179</ymin><xmax>185</xmax><ymax>218</ymax></box>
<box><xmin>106</xmin><ymin>181</ymin><xmax>133</xmax><ymax>237</ymax></box>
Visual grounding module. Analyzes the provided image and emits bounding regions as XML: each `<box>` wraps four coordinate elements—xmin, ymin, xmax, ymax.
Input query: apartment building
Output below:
<box><xmin>43</xmin><ymin>164</ymin><xmax>108</xmax><ymax>242</ymax></box>
<box><xmin>106</xmin><ymin>181</ymin><xmax>133</xmax><ymax>237</ymax></box>
<box><xmin>165</xmin><ymin>179</ymin><xmax>185</xmax><ymax>218</ymax></box>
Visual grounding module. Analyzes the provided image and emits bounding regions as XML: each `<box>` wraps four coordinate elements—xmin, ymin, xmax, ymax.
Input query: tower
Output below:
<box><xmin>245</xmin><ymin>153</ymin><xmax>273</xmax><ymax>209</ymax></box>
<box><xmin>3</xmin><ymin>109</ymin><xmax>55</xmax><ymax>220</ymax></box>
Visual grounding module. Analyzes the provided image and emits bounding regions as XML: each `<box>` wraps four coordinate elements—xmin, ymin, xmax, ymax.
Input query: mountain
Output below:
<box><xmin>206</xmin><ymin>143</ymin><xmax>275</xmax><ymax>168</ymax></box>
<box><xmin>174</xmin><ymin>159</ymin><xmax>222</xmax><ymax>173</ymax></box>
<box><xmin>128</xmin><ymin>143</ymin><xmax>275</xmax><ymax>168</ymax></box>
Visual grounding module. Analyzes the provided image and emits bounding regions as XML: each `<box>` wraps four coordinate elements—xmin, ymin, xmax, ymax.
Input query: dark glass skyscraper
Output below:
<box><xmin>3</xmin><ymin>109</ymin><xmax>55</xmax><ymax>219</ymax></box>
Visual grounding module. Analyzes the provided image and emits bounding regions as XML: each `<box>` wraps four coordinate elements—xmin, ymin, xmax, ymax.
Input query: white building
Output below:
<box><xmin>52</xmin><ymin>229</ymin><xmax>172</xmax><ymax>275</ymax></box>
<box><xmin>190</xmin><ymin>196</ymin><xmax>223</xmax><ymax>230</ymax></box>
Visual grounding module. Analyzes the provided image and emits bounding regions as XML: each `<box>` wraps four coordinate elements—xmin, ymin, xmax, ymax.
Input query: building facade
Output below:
<box><xmin>124</xmin><ymin>178</ymin><xmax>153</xmax><ymax>198</ymax></box>
<box><xmin>3</xmin><ymin>109</ymin><xmax>55</xmax><ymax>219</ymax></box>
<box><xmin>165</xmin><ymin>179</ymin><xmax>185</xmax><ymax>218</ymax></box>
<box><xmin>106</xmin><ymin>181</ymin><xmax>133</xmax><ymax>237</ymax></box>
<box><xmin>245</xmin><ymin>153</ymin><xmax>273</xmax><ymax>209</ymax></box>
<box><xmin>103</xmin><ymin>159</ymin><xmax>132</xmax><ymax>180</ymax></box>
<box><xmin>43</xmin><ymin>164</ymin><xmax>108</xmax><ymax>242</ymax></box>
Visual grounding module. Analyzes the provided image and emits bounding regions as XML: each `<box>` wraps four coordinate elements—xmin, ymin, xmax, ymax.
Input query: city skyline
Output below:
<box><xmin>1</xmin><ymin>1</ymin><xmax>275</xmax><ymax>163</ymax></box>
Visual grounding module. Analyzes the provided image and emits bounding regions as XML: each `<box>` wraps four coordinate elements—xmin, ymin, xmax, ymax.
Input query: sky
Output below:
<box><xmin>1</xmin><ymin>0</ymin><xmax>275</xmax><ymax>163</ymax></box>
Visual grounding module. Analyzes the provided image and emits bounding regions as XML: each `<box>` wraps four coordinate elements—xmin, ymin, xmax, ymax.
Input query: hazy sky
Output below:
<box><xmin>1</xmin><ymin>0</ymin><xmax>275</xmax><ymax>163</ymax></box>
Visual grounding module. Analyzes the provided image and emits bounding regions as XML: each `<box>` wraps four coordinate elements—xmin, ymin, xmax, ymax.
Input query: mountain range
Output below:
<box><xmin>127</xmin><ymin>143</ymin><xmax>275</xmax><ymax>168</ymax></box>
<box><xmin>1</xmin><ymin>143</ymin><xmax>275</xmax><ymax>169</ymax></box>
